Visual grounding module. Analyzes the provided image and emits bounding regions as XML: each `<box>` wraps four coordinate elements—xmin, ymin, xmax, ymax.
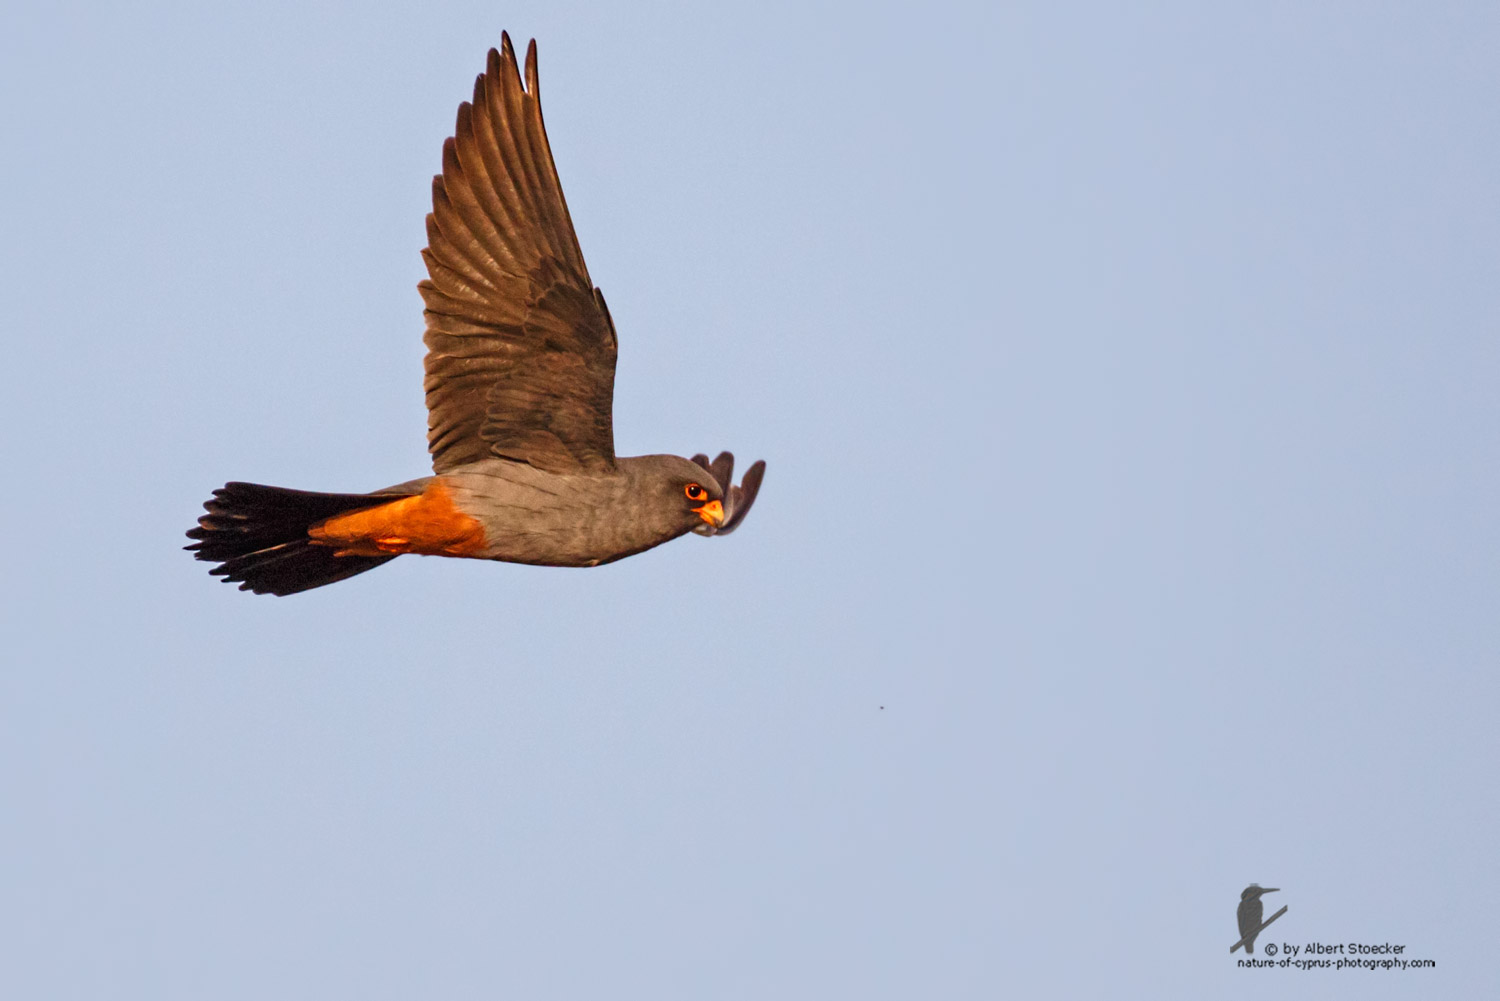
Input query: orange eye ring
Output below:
<box><xmin>684</xmin><ymin>483</ymin><xmax>708</xmax><ymax>502</ymax></box>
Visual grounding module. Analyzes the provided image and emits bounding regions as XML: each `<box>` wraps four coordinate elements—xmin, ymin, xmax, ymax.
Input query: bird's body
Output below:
<box><xmin>1236</xmin><ymin>896</ymin><xmax>1262</xmax><ymax>952</ymax></box>
<box><xmin>188</xmin><ymin>35</ymin><xmax>764</xmax><ymax>595</ymax></box>
<box><xmin>1236</xmin><ymin>885</ymin><xmax>1279</xmax><ymax>954</ymax></box>
<box><xmin>311</xmin><ymin>456</ymin><xmax>723</xmax><ymax>568</ymax></box>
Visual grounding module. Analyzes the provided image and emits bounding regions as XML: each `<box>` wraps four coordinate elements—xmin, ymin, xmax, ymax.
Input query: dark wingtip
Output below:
<box><xmin>525</xmin><ymin>39</ymin><xmax>539</xmax><ymax>95</ymax></box>
<box><xmin>485</xmin><ymin>46</ymin><xmax>502</xmax><ymax>89</ymax></box>
<box><xmin>498</xmin><ymin>33</ymin><xmax>522</xmax><ymax>85</ymax></box>
<box><xmin>709</xmin><ymin>452</ymin><xmax>735</xmax><ymax>497</ymax></box>
<box><xmin>720</xmin><ymin>459</ymin><xmax>765</xmax><ymax>534</ymax></box>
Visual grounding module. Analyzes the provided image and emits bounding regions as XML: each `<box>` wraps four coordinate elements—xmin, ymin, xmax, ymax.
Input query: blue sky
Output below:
<box><xmin>3</xmin><ymin>2</ymin><xmax>1497</xmax><ymax>997</ymax></box>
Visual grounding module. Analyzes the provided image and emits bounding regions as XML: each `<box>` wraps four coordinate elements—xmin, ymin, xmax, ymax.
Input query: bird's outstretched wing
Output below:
<box><xmin>421</xmin><ymin>34</ymin><xmax>618</xmax><ymax>475</ymax></box>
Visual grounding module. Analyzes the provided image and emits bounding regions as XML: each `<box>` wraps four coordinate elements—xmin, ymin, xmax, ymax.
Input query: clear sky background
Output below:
<box><xmin>3</xmin><ymin>1</ymin><xmax>1496</xmax><ymax>997</ymax></box>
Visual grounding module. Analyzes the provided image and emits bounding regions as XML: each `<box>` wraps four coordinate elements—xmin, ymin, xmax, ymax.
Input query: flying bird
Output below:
<box><xmin>1236</xmin><ymin>884</ymin><xmax>1279</xmax><ymax>954</ymax></box>
<box><xmin>187</xmin><ymin>35</ymin><xmax>764</xmax><ymax>595</ymax></box>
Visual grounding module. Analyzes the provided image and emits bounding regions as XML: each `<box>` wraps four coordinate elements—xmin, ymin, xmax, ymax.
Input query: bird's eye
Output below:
<box><xmin>685</xmin><ymin>483</ymin><xmax>707</xmax><ymax>502</ymax></box>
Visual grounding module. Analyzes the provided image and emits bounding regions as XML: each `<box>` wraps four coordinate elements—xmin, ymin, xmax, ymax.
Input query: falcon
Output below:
<box><xmin>187</xmin><ymin>35</ymin><xmax>765</xmax><ymax>595</ymax></box>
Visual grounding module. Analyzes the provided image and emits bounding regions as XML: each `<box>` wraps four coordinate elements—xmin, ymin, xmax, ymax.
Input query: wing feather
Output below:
<box><xmin>421</xmin><ymin>34</ymin><xmax>616</xmax><ymax>474</ymax></box>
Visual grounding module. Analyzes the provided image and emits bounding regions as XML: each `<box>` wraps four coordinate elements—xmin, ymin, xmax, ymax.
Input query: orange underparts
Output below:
<box><xmin>308</xmin><ymin>481</ymin><xmax>487</xmax><ymax>558</ymax></box>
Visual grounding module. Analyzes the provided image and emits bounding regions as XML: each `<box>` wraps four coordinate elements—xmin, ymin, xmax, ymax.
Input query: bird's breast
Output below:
<box><xmin>440</xmin><ymin>462</ymin><xmax>680</xmax><ymax>567</ymax></box>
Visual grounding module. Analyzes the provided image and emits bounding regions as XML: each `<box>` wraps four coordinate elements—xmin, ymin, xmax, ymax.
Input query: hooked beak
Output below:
<box><xmin>694</xmin><ymin>499</ymin><xmax>725</xmax><ymax>528</ymax></box>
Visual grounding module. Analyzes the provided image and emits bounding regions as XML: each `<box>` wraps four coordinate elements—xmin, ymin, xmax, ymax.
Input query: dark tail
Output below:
<box><xmin>186</xmin><ymin>482</ymin><xmax>409</xmax><ymax>596</ymax></box>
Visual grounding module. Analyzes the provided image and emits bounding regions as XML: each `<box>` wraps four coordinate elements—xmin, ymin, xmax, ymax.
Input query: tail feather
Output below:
<box><xmin>186</xmin><ymin>481</ymin><xmax>409</xmax><ymax>596</ymax></box>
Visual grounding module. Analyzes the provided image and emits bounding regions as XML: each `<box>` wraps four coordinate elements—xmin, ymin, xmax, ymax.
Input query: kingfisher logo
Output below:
<box><xmin>1231</xmin><ymin>884</ymin><xmax>1287</xmax><ymax>954</ymax></box>
<box><xmin>1229</xmin><ymin>884</ymin><xmax>1436</xmax><ymax>971</ymax></box>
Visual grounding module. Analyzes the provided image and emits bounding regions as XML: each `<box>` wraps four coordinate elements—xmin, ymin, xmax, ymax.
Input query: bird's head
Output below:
<box><xmin>628</xmin><ymin>454</ymin><xmax>726</xmax><ymax>534</ymax></box>
<box><xmin>629</xmin><ymin>452</ymin><xmax>765</xmax><ymax>539</ymax></box>
<box><xmin>686</xmin><ymin>451</ymin><xmax>766</xmax><ymax>536</ymax></box>
<box><xmin>1241</xmin><ymin>885</ymin><xmax>1279</xmax><ymax>901</ymax></box>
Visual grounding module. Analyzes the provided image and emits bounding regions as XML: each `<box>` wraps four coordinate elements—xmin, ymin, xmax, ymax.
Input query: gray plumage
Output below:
<box><xmin>1237</xmin><ymin>885</ymin><xmax>1279</xmax><ymax>954</ymax></box>
<box><xmin>187</xmin><ymin>34</ymin><xmax>764</xmax><ymax>595</ymax></box>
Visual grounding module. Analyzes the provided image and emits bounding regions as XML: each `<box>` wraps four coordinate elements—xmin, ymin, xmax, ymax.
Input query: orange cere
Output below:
<box><xmin>308</xmin><ymin>481</ymin><xmax>486</xmax><ymax>557</ymax></box>
<box><xmin>695</xmin><ymin>499</ymin><xmax>724</xmax><ymax>527</ymax></box>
